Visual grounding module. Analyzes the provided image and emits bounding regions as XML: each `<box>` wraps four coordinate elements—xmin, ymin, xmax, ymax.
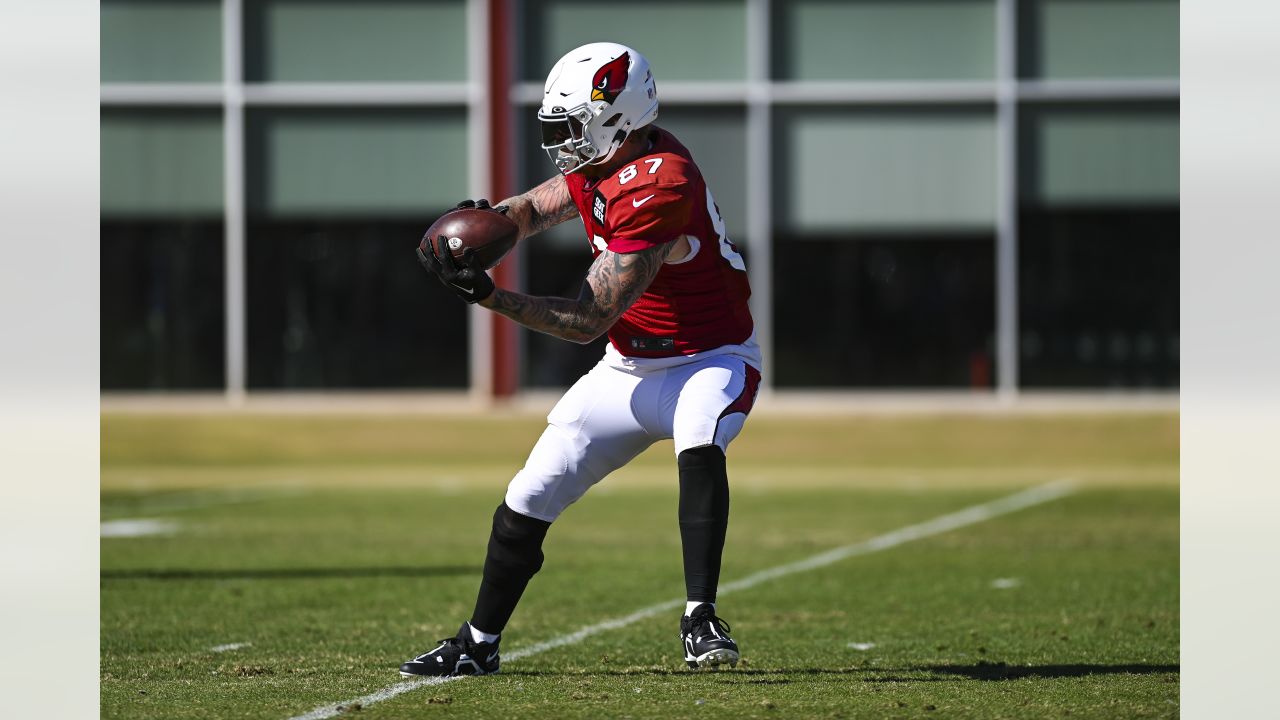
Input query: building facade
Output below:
<box><xmin>101</xmin><ymin>0</ymin><xmax>1179</xmax><ymax>398</ymax></box>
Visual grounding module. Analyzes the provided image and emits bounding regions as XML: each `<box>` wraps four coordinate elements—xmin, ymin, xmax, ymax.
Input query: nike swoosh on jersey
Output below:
<box><xmin>632</xmin><ymin>194</ymin><xmax>656</xmax><ymax>208</ymax></box>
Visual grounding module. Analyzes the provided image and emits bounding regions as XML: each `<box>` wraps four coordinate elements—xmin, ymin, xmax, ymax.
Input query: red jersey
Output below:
<box><xmin>564</xmin><ymin>127</ymin><xmax>754</xmax><ymax>359</ymax></box>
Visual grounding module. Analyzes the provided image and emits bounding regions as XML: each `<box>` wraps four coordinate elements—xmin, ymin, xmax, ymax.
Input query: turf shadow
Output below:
<box><xmin>500</xmin><ymin>663</ymin><xmax>1179</xmax><ymax>682</ymax></box>
<box><xmin>869</xmin><ymin>661</ymin><xmax>1180</xmax><ymax>682</ymax></box>
<box><xmin>500</xmin><ymin>667</ymin><xmax>865</xmax><ymax>678</ymax></box>
<box><xmin>100</xmin><ymin>565</ymin><xmax>479</xmax><ymax>581</ymax></box>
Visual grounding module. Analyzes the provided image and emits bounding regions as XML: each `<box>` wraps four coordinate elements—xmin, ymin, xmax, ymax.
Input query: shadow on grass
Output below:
<box><xmin>501</xmin><ymin>662</ymin><xmax>1179</xmax><ymax>682</ymax></box>
<box><xmin>918</xmin><ymin>661</ymin><xmax>1180</xmax><ymax>681</ymax></box>
<box><xmin>100</xmin><ymin>565</ymin><xmax>479</xmax><ymax>581</ymax></box>
<box><xmin>500</xmin><ymin>667</ymin><xmax>865</xmax><ymax>679</ymax></box>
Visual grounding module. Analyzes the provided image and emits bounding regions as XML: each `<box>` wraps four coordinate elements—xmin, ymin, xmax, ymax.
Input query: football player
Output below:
<box><xmin>406</xmin><ymin>42</ymin><xmax>760</xmax><ymax>676</ymax></box>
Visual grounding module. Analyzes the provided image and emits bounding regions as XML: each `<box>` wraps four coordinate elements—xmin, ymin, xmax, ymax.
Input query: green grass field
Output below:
<box><xmin>101</xmin><ymin>412</ymin><xmax>1178</xmax><ymax>719</ymax></box>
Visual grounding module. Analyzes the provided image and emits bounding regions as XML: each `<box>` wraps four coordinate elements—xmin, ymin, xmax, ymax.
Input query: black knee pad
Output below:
<box><xmin>678</xmin><ymin>444</ymin><xmax>726</xmax><ymax>472</ymax></box>
<box><xmin>486</xmin><ymin>502</ymin><xmax>551</xmax><ymax>580</ymax></box>
<box><xmin>678</xmin><ymin>445</ymin><xmax>729</xmax><ymax>525</ymax></box>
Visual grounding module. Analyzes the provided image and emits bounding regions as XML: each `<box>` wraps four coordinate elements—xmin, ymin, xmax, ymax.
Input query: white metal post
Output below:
<box><xmin>995</xmin><ymin>0</ymin><xmax>1019</xmax><ymax>399</ymax></box>
<box><xmin>466</xmin><ymin>0</ymin><xmax>494</xmax><ymax>404</ymax></box>
<box><xmin>223</xmin><ymin>0</ymin><xmax>246</xmax><ymax>405</ymax></box>
<box><xmin>746</xmin><ymin>0</ymin><xmax>775</xmax><ymax>394</ymax></box>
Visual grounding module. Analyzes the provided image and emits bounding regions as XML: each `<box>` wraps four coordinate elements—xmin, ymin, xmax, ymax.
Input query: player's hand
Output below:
<box><xmin>416</xmin><ymin>234</ymin><xmax>495</xmax><ymax>304</ymax></box>
<box><xmin>456</xmin><ymin>198</ymin><xmax>510</xmax><ymax>215</ymax></box>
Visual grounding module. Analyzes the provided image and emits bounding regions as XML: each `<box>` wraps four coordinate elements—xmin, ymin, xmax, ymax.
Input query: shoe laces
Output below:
<box><xmin>432</xmin><ymin>636</ymin><xmax>463</xmax><ymax>652</ymax></box>
<box><xmin>437</xmin><ymin>632</ymin><xmax>491</xmax><ymax>652</ymax></box>
<box><xmin>689</xmin><ymin>608</ymin><xmax>731</xmax><ymax>636</ymax></box>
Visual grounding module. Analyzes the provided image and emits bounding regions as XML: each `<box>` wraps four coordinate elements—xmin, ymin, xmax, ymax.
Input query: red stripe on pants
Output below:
<box><xmin>718</xmin><ymin>365</ymin><xmax>762</xmax><ymax>421</ymax></box>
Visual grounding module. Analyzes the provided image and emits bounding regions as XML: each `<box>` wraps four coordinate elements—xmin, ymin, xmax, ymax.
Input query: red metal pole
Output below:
<box><xmin>487</xmin><ymin>0</ymin><xmax>519</xmax><ymax>399</ymax></box>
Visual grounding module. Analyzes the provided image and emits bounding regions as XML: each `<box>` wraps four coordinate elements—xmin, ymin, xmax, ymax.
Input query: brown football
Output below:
<box><xmin>420</xmin><ymin>207</ymin><xmax>519</xmax><ymax>270</ymax></box>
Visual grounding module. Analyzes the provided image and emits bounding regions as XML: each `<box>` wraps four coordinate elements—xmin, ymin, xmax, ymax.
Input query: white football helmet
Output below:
<box><xmin>538</xmin><ymin>42</ymin><xmax>659</xmax><ymax>174</ymax></box>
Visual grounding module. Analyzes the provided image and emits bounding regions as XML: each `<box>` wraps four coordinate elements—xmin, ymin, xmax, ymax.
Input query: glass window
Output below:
<box><xmin>1018</xmin><ymin>102</ymin><xmax>1178</xmax><ymax>388</ymax></box>
<box><xmin>1018</xmin><ymin>208</ymin><xmax>1178</xmax><ymax>388</ymax></box>
<box><xmin>775</xmin><ymin>107</ymin><xmax>997</xmax><ymax>233</ymax></box>
<box><xmin>101</xmin><ymin>0</ymin><xmax>223</xmax><ymax>83</ymax></box>
<box><xmin>514</xmin><ymin>107</ymin><xmax>748</xmax><ymax>387</ymax></box>
<box><xmin>102</xmin><ymin>110</ymin><xmax>224</xmax><ymax>216</ymax></box>
<box><xmin>244</xmin><ymin>0</ymin><xmax>468</xmax><ymax>82</ymax></box>
<box><xmin>1019</xmin><ymin>0</ymin><xmax>1179</xmax><ymax>79</ymax></box>
<box><xmin>772</xmin><ymin>235</ymin><xmax>996</xmax><ymax>387</ymax></box>
<box><xmin>102</xmin><ymin>110</ymin><xmax>225</xmax><ymax>389</ymax></box>
<box><xmin>520</xmin><ymin>0</ymin><xmax>746</xmax><ymax>82</ymax></box>
<box><xmin>245</xmin><ymin>109</ymin><xmax>470</xmax><ymax>388</ymax></box>
<box><xmin>102</xmin><ymin>221</ymin><xmax>226</xmax><ymax>390</ymax></box>
<box><xmin>1019</xmin><ymin>103</ymin><xmax>1179</xmax><ymax>207</ymax></box>
<box><xmin>773</xmin><ymin>0</ymin><xmax>996</xmax><ymax>81</ymax></box>
<box><xmin>245</xmin><ymin>218</ymin><xmax>468</xmax><ymax>389</ymax></box>
<box><xmin>246</xmin><ymin>109</ymin><xmax>467</xmax><ymax>216</ymax></box>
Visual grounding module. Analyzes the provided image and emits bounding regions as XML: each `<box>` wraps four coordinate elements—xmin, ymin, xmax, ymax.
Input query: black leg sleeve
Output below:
<box><xmin>678</xmin><ymin>445</ymin><xmax>730</xmax><ymax>604</ymax></box>
<box><xmin>469</xmin><ymin>502</ymin><xmax>551</xmax><ymax>635</ymax></box>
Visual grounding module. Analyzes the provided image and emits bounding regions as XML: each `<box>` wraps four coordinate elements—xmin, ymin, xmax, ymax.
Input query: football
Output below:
<box><xmin>421</xmin><ymin>207</ymin><xmax>519</xmax><ymax>270</ymax></box>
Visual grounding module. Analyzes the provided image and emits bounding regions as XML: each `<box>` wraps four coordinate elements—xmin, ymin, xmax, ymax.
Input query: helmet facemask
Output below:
<box><xmin>538</xmin><ymin>104</ymin><xmax>623</xmax><ymax>175</ymax></box>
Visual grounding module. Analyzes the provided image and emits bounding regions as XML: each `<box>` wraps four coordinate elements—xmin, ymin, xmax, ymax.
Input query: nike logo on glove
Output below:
<box><xmin>450</xmin><ymin>284</ymin><xmax>475</xmax><ymax>295</ymax></box>
<box><xmin>632</xmin><ymin>194</ymin><xmax>656</xmax><ymax>208</ymax></box>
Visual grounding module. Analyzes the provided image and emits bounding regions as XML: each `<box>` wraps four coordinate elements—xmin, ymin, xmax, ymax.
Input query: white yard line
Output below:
<box><xmin>101</xmin><ymin>487</ymin><xmax>308</xmax><ymax>520</ymax></box>
<box><xmin>293</xmin><ymin>677</ymin><xmax>458</xmax><ymax>719</ymax></box>
<box><xmin>285</xmin><ymin>480</ymin><xmax>1076</xmax><ymax>720</ymax></box>
<box><xmin>210</xmin><ymin>642</ymin><xmax>252</xmax><ymax>653</ymax></box>
<box><xmin>100</xmin><ymin>519</ymin><xmax>180</xmax><ymax>538</ymax></box>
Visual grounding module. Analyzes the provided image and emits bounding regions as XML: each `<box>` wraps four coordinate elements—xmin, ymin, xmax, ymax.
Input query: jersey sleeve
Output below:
<box><xmin>605</xmin><ymin>186</ymin><xmax>694</xmax><ymax>253</ymax></box>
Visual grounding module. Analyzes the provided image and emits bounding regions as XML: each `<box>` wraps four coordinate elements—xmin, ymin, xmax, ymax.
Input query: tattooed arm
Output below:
<box><xmin>498</xmin><ymin>174</ymin><xmax>579</xmax><ymax>242</ymax></box>
<box><xmin>479</xmin><ymin>240</ymin><xmax>675</xmax><ymax>344</ymax></box>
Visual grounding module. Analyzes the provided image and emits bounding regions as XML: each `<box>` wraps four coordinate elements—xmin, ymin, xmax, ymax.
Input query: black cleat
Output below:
<box><xmin>680</xmin><ymin>603</ymin><xmax>739</xmax><ymax>669</ymax></box>
<box><xmin>399</xmin><ymin>622</ymin><xmax>500</xmax><ymax>678</ymax></box>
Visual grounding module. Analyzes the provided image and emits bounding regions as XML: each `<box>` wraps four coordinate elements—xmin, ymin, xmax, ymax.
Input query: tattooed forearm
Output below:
<box><xmin>479</xmin><ymin>241</ymin><xmax>674</xmax><ymax>343</ymax></box>
<box><xmin>498</xmin><ymin>174</ymin><xmax>579</xmax><ymax>242</ymax></box>
<box><xmin>483</xmin><ymin>290</ymin><xmax>602</xmax><ymax>344</ymax></box>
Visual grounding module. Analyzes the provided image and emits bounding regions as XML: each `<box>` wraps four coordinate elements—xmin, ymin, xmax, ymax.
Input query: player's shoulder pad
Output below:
<box><xmin>597</xmin><ymin>150</ymin><xmax>696</xmax><ymax>199</ymax></box>
<box><xmin>595</xmin><ymin>151</ymin><xmax>696</xmax><ymax>227</ymax></box>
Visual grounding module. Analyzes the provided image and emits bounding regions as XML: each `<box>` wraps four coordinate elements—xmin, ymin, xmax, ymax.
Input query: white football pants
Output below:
<box><xmin>505</xmin><ymin>352</ymin><xmax>762</xmax><ymax>523</ymax></box>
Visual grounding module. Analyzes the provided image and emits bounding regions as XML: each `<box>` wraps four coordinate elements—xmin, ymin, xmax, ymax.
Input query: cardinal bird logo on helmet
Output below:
<box><xmin>591</xmin><ymin>52</ymin><xmax>630</xmax><ymax>104</ymax></box>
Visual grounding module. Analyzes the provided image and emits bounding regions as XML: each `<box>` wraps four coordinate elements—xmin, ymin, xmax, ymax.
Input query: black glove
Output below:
<box><xmin>456</xmin><ymin>198</ymin><xmax>510</xmax><ymax>214</ymax></box>
<box><xmin>417</xmin><ymin>235</ymin><xmax>495</xmax><ymax>304</ymax></box>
